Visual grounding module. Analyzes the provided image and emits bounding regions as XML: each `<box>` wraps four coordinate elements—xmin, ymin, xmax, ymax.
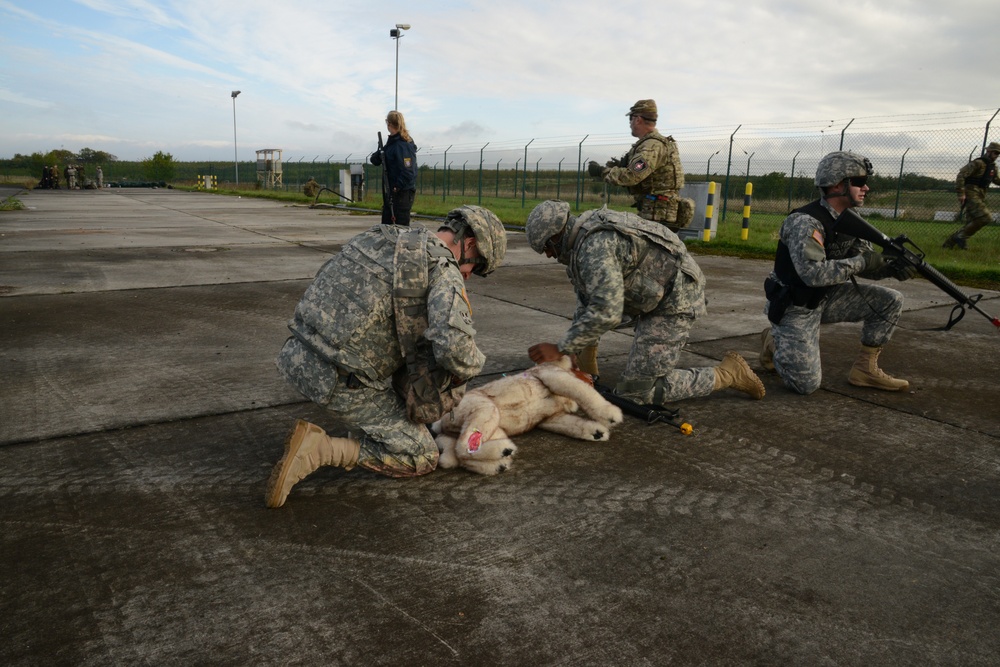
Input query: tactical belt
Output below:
<box><xmin>764</xmin><ymin>276</ymin><xmax>827</xmax><ymax>325</ymax></box>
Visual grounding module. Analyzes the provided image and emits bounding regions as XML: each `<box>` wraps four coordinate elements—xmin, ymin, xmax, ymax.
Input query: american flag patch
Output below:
<box><xmin>811</xmin><ymin>229</ymin><xmax>825</xmax><ymax>246</ymax></box>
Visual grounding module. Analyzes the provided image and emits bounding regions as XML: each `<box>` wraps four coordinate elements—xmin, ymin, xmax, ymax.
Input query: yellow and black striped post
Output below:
<box><xmin>197</xmin><ymin>175</ymin><xmax>205</xmax><ymax>190</ymax></box>
<box><xmin>703</xmin><ymin>182</ymin><xmax>716</xmax><ymax>242</ymax></box>
<box><xmin>740</xmin><ymin>182</ymin><xmax>753</xmax><ymax>241</ymax></box>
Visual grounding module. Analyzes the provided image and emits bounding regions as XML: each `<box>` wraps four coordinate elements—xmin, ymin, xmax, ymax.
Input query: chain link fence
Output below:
<box><xmin>4</xmin><ymin>109</ymin><xmax>998</xmax><ymax>256</ymax></box>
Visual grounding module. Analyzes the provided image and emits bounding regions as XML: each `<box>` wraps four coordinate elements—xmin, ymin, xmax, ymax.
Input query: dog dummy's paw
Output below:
<box><xmin>593</xmin><ymin>403</ymin><xmax>624</xmax><ymax>427</ymax></box>
<box><xmin>455</xmin><ymin>433</ymin><xmax>517</xmax><ymax>475</ymax></box>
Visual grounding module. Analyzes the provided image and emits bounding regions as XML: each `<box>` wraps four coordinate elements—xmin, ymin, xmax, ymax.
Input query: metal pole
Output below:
<box><xmin>442</xmin><ymin>145</ymin><xmax>451</xmax><ymax>202</ymax></box>
<box><xmin>721</xmin><ymin>124</ymin><xmax>740</xmax><ymax>223</ymax></box>
<box><xmin>514</xmin><ymin>158</ymin><xmax>520</xmax><ymax>197</ymax></box>
<box><xmin>557</xmin><ymin>157</ymin><xmax>565</xmax><ymax>199</ymax></box>
<box><xmin>838</xmin><ymin>118</ymin><xmax>854</xmax><ymax>151</ymax></box>
<box><xmin>787</xmin><ymin>150</ymin><xmax>800</xmax><ymax>213</ymax></box>
<box><xmin>983</xmin><ymin>108</ymin><xmax>999</xmax><ymax>154</ymax></box>
<box><xmin>231</xmin><ymin>90</ymin><xmax>241</xmax><ymax>186</ymax></box>
<box><xmin>521</xmin><ymin>139</ymin><xmax>534</xmax><ymax>207</ymax></box>
<box><xmin>534</xmin><ymin>157</ymin><xmax>541</xmax><ymax>199</ymax></box>
<box><xmin>706</xmin><ymin>150</ymin><xmax>719</xmax><ymax>182</ymax></box>
<box><xmin>478</xmin><ymin>142</ymin><xmax>489</xmax><ymax>205</ymax></box>
<box><xmin>893</xmin><ymin>147</ymin><xmax>910</xmax><ymax>220</ymax></box>
<box><xmin>495</xmin><ymin>159</ymin><xmax>501</xmax><ymax>198</ymax></box>
<box><xmin>576</xmin><ymin>134</ymin><xmax>588</xmax><ymax>210</ymax></box>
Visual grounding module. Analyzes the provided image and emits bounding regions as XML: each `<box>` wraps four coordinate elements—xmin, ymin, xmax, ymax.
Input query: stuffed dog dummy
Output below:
<box><xmin>431</xmin><ymin>355</ymin><xmax>624</xmax><ymax>474</ymax></box>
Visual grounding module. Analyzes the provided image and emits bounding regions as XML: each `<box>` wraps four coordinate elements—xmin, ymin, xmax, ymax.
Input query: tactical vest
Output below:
<box><xmin>965</xmin><ymin>157</ymin><xmax>997</xmax><ymax>189</ymax></box>
<box><xmin>287</xmin><ymin>225</ymin><xmax>451</xmax><ymax>389</ymax></box>
<box><xmin>567</xmin><ymin>208</ymin><xmax>684</xmax><ymax>315</ymax></box>
<box><xmin>391</xmin><ymin>228</ymin><xmax>466</xmax><ymax>423</ymax></box>
<box><xmin>766</xmin><ymin>200</ymin><xmax>851</xmax><ymax>323</ymax></box>
<box><xmin>629</xmin><ymin>132</ymin><xmax>683</xmax><ymax>196</ymax></box>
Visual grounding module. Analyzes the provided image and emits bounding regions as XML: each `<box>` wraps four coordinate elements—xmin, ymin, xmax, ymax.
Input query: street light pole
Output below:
<box><xmin>390</xmin><ymin>23</ymin><xmax>410</xmax><ymax>110</ymax></box>
<box><xmin>231</xmin><ymin>90</ymin><xmax>241</xmax><ymax>186</ymax></box>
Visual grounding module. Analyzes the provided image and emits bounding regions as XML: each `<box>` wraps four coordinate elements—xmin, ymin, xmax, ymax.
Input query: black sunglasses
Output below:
<box><xmin>849</xmin><ymin>176</ymin><xmax>868</xmax><ymax>187</ymax></box>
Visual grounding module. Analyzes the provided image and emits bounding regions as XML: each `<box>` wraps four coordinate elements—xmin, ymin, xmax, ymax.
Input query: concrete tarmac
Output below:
<box><xmin>2</xmin><ymin>188</ymin><xmax>999</xmax><ymax>666</ymax></box>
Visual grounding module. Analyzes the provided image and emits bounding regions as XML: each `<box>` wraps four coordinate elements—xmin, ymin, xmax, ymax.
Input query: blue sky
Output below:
<box><xmin>1</xmin><ymin>0</ymin><xmax>997</xmax><ymax>164</ymax></box>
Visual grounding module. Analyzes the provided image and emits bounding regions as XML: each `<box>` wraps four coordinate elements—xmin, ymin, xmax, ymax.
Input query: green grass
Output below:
<box><xmin>0</xmin><ymin>195</ymin><xmax>26</xmax><ymax>211</ymax></box>
<box><xmin>174</xmin><ymin>186</ymin><xmax>1000</xmax><ymax>292</ymax></box>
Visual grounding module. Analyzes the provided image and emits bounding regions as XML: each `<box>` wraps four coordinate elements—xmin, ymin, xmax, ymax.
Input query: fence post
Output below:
<box><xmin>721</xmin><ymin>125</ymin><xmax>740</xmax><ymax>224</ymax></box>
<box><xmin>534</xmin><ymin>157</ymin><xmax>541</xmax><ymax>199</ymax></box>
<box><xmin>522</xmin><ymin>139</ymin><xmax>534</xmax><ymax>207</ymax></box>
<box><xmin>706</xmin><ymin>150</ymin><xmax>719</xmax><ymax>182</ymax></box>
<box><xmin>495</xmin><ymin>159</ymin><xmax>502</xmax><ymax>198</ymax></box>
<box><xmin>894</xmin><ymin>147</ymin><xmax>910</xmax><ymax>220</ymax></box>
<box><xmin>576</xmin><ymin>134</ymin><xmax>588</xmax><ymax>210</ymax></box>
<box><xmin>557</xmin><ymin>157</ymin><xmax>564</xmax><ymax>199</ymax></box>
<box><xmin>741</xmin><ymin>182</ymin><xmax>753</xmax><ymax>241</ymax></box>
<box><xmin>787</xmin><ymin>150</ymin><xmax>800</xmax><ymax>213</ymax></box>
<box><xmin>983</xmin><ymin>108</ymin><xmax>1000</xmax><ymax>154</ymax></box>
<box><xmin>442</xmin><ymin>145</ymin><xmax>451</xmax><ymax>202</ymax></box>
<box><xmin>478</xmin><ymin>142</ymin><xmax>488</xmax><ymax>205</ymax></box>
<box><xmin>703</xmin><ymin>182</ymin><xmax>716</xmax><ymax>242</ymax></box>
<box><xmin>838</xmin><ymin>118</ymin><xmax>854</xmax><ymax>150</ymax></box>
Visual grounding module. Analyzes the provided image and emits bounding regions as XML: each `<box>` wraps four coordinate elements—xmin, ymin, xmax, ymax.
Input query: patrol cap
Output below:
<box><xmin>814</xmin><ymin>151</ymin><xmax>872</xmax><ymax>187</ymax></box>
<box><xmin>626</xmin><ymin>99</ymin><xmax>657</xmax><ymax>122</ymax></box>
<box><xmin>439</xmin><ymin>205</ymin><xmax>507</xmax><ymax>276</ymax></box>
<box><xmin>525</xmin><ymin>200</ymin><xmax>572</xmax><ymax>254</ymax></box>
<box><xmin>986</xmin><ymin>141</ymin><xmax>1000</xmax><ymax>154</ymax></box>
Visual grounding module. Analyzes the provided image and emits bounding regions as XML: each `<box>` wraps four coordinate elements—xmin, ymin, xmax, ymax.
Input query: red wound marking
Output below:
<box><xmin>467</xmin><ymin>431</ymin><xmax>482</xmax><ymax>453</ymax></box>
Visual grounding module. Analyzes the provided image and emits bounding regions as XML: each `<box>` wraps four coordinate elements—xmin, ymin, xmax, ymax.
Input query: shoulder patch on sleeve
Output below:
<box><xmin>630</xmin><ymin>159</ymin><xmax>648</xmax><ymax>173</ymax></box>
<box><xmin>811</xmin><ymin>229</ymin><xmax>825</xmax><ymax>247</ymax></box>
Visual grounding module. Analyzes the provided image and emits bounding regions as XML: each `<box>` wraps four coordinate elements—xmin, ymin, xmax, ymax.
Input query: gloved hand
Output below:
<box><xmin>605</xmin><ymin>159</ymin><xmax>618</xmax><ymax>168</ymax></box>
<box><xmin>860</xmin><ymin>250</ymin><xmax>886</xmax><ymax>273</ymax></box>
<box><xmin>886</xmin><ymin>257</ymin><xmax>918</xmax><ymax>281</ymax></box>
<box><xmin>587</xmin><ymin>161</ymin><xmax>603</xmax><ymax>178</ymax></box>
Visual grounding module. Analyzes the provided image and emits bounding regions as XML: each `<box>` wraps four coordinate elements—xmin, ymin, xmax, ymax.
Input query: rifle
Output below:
<box><xmin>594</xmin><ymin>383</ymin><xmax>693</xmax><ymax>435</ymax></box>
<box><xmin>377</xmin><ymin>131</ymin><xmax>396</xmax><ymax>224</ymax></box>
<box><xmin>838</xmin><ymin>209</ymin><xmax>1000</xmax><ymax>331</ymax></box>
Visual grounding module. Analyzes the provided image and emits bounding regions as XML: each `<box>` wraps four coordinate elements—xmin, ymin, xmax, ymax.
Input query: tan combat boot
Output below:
<box><xmin>848</xmin><ymin>345</ymin><xmax>909</xmax><ymax>392</ymax></box>
<box><xmin>577</xmin><ymin>345</ymin><xmax>600</xmax><ymax>376</ymax></box>
<box><xmin>760</xmin><ymin>327</ymin><xmax>775</xmax><ymax>371</ymax></box>
<box><xmin>713</xmin><ymin>351</ymin><xmax>766</xmax><ymax>399</ymax></box>
<box><xmin>265</xmin><ymin>420</ymin><xmax>360</xmax><ymax>508</ymax></box>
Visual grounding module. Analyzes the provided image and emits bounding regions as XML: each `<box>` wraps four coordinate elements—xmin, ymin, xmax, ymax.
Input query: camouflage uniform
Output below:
<box><xmin>764</xmin><ymin>198</ymin><xmax>903</xmax><ymax>395</ymax></box>
<box><xmin>553</xmin><ymin>207</ymin><xmax>712</xmax><ymax>404</ymax></box>
<box><xmin>945</xmin><ymin>143</ymin><xmax>1000</xmax><ymax>247</ymax></box>
<box><xmin>276</xmin><ymin>224</ymin><xmax>484</xmax><ymax>477</ymax></box>
<box><xmin>603</xmin><ymin>130</ymin><xmax>686</xmax><ymax>227</ymax></box>
<box><xmin>602</xmin><ymin>100</ymin><xmax>687</xmax><ymax>230</ymax></box>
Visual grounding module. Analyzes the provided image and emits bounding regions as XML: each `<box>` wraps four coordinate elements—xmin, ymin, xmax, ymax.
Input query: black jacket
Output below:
<box><xmin>370</xmin><ymin>133</ymin><xmax>417</xmax><ymax>192</ymax></box>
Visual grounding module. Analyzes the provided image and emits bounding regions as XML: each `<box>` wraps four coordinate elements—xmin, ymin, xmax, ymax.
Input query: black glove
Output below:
<box><xmin>860</xmin><ymin>250</ymin><xmax>886</xmax><ymax>273</ymax></box>
<box><xmin>886</xmin><ymin>256</ymin><xmax>918</xmax><ymax>281</ymax></box>
<box><xmin>587</xmin><ymin>161</ymin><xmax>603</xmax><ymax>178</ymax></box>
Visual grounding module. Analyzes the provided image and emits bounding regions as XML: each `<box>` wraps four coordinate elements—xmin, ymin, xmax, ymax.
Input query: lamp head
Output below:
<box><xmin>231</xmin><ymin>90</ymin><xmax>241</xmax><ymax>98</ymax></box>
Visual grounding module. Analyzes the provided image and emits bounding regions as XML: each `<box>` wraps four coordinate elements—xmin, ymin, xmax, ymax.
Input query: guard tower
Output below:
<box><xmin>255</xmin><ymin>149</ymin><xmax>283</xmax><ymax>188</ymax></box>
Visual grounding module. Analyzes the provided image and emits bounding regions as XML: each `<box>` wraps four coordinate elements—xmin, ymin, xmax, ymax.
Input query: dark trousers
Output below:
<box><xmin>381</xmin><ymin>189</ymin><xmax>416</xmax><ymax>226</ymax></box>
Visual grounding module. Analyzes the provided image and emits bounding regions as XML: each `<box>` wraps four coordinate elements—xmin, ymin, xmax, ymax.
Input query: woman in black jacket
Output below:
<box><xmin>370</xmin><ymin>110</ymin><xmax>418</xmax><ymax>225</ymax></box>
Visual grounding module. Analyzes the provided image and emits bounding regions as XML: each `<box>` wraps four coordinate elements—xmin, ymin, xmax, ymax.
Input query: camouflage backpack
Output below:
<box><xmin>392</xmin><ymin>228</ymin><xmax>466</xmax><ymax>423</ymax></box>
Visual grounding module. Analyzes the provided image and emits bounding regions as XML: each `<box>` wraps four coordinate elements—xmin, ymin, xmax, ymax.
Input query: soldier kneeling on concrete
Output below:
<box><xmin>303</xmin><ymin>177</ymin><xmax>319</xmax><ymax>198</ymax></box>
<box><xmin>760</xmin><ymin>151</ymin><xmax>917</xmax><ymax>395</ymax></box>
<box><xmin>265</xmin><ymin>206</ymin><xmax>507</xmax><ymax>508</ymax></box>
<box><xmin>525</xmin><ymin>200</ymin><xmax>765</xmax><ymax>407</ymax></box>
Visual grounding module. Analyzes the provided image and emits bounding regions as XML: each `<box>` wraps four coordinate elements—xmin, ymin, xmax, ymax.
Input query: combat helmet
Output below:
<box><xmin>439</xmin><ymin>205</ymin><xmax>507</xmax><ymax>276</ymax></box>
<box><xmin>525</xmin><ymin>200</ymin><xmax>572</xmax><ymax>254</ymax></box>
<box><xmin>815</xmin><ymin>151</ymin><xmax>873</xmax><ymax>187</ymax></box>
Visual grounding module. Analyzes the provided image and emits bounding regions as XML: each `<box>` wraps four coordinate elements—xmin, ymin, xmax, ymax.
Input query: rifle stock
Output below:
<box><xmin>594</xmin><ymin>383</ymin><xmax>692</xmax><ymax>434</ymax></box>
<box><xmin>837</xmin><ymin>209</ymin><xmax>1000</xmax><ymax>330</ymax></box>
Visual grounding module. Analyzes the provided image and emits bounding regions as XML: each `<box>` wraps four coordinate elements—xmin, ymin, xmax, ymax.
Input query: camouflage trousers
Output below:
<box><xmin>324</xmin><ymin>378</ymin><xmax>439</xmax><ymax>478</ymax></box>
<box><xmin>765</xmin><ymin>281</ymin><xmax>903</xmax><ymax>395</ymax></box>
<box><xmin>616</xmin><ymin>272</ymin><xmax>716</xmax><ymax>405</ymax></box>
<box><xmin>954</xmin><ymin>188</ymin><xmax>993</xmax><ymax>240</ymax></box>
